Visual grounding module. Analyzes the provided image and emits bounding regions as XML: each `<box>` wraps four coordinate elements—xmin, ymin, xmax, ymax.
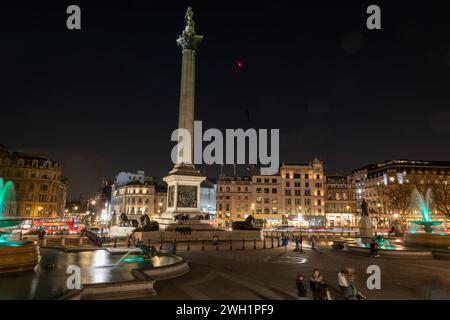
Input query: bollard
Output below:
<box><xmin>242</xmin><ymin>240</ymin><xmax>245</xmax><ymax>250</ymax></box>
<box><xmin>253</xmin><ymin>239</ymin><xmax>256</xmax><ymax>249</ymax></box>
<box><xmin>271</xmin><ymin>237</ymin><xmax>274</xmax><ymax>248</ymax></box>
<box><xmin>79</xmin><ymin>237</ymin><xmax>84</xmax><ymax>246</ymax></box>
<box><xmin>61</xmin><ymin>237</ymin><xmax>66</xmax><ymax>246</ymax></box>
<box><xmin>277</xmin><ymin>237</ymin><xmax>280</xmax><ymax>247</ymax></box>
<box><xmin>114</xmin><ymin>238</ymin><xmax>117</xmax><ymax>248</ymax></box>
<box><xmin>160</xmin><ymin>240</ymin><xmax>163</xmax><ymax>251</ymax></box>
<box><xmin>173</xmin><ymin>240</ymin><xmax>177</xmax><ymax>252</ymax></box>
<box><xmin>43</xmin><ymin>238</ymin><xmax>47</xmax><ymax>247</ymax></box>
<box><xmin>263</xmin><ymin>237</ymin><xmax>266</xmax><ymax>249</ymax></box>
<box><xmin>187</xmin><ymin>241</ymin><xmax>190</xmax><ymax>251</ymax></box>
<box><xmin>229</xmin><ymin>239</ymin><xmax>233</xmax><ymax>250</ymax></box>
<box><xmin>216</xmin><ymin>241</ymin><xmax>219</xmax><ymax>251</ymax></box>
<box><xmin>202</xmin><ymin>240</ymin><xmax>205</xmax><ymax>251</ymax></box>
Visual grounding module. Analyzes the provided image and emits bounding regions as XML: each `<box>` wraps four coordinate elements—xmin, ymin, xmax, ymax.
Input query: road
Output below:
<box><xmin>149</xmin><ymin>244</ymin><xmax>450</xmax><ymax>300</ymax></box>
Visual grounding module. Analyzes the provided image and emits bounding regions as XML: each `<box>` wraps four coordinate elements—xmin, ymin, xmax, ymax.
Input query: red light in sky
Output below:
<box><xmin>235</xmin><ymin>60</ymin><xmax>244</xmax><ymax>72</ymax></box>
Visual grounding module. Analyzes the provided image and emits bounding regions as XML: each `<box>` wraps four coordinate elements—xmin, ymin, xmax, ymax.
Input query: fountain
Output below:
<box><xmin>0</xmin><ymin>178</ymin><xmax>40</xmax><ymax>274</ymax></box>
<box><xmin>404</xmin><ymin>188</ymin><xmax>450</xmax><ymax>248</ymax></box>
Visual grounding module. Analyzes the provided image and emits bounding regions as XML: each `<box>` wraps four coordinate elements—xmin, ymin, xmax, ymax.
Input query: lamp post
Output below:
<box><xmin>342</xmin><ymin>205</ymin><xmax>350</xmax><ymax>236</ymax></box>
<box><xmin>100</xmin><ymin>209</ymin><xmax>107</xmax><ymax>238</ymax></box>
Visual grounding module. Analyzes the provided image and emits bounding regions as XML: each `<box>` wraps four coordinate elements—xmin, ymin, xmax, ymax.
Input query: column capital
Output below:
<box><xmin>176</xmin><ymin>7</ymin><xmax>203</xmax><ymax>51</ymax></box>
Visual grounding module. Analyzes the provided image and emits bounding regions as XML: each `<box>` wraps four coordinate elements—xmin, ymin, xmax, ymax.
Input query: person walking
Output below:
<box><xmin>282</xmin><ymin>236</ymin><xmax>288</xmax><ymax>251</ymax></box>
<box><xmin>374</xmin><ymin>241</ymin><xmax>380</xmax><ymax>257</ymax></box>
<box><xmin>309</xmin><ymin>269</ymin><xmax>324</xmax><ymax>300</ymax></box>
<box><xmin>296</xmin><ymin>274</ymin><xmax>308</xmax><ymax>300</ymax></box>
<box><xmin>338</xmin><ymin>270</ymin><xmax>350</xmax><ymax>299</ymax></box>
<box><xmin>369</xmin><ymin>239</ymin><xmax>376</xmax><ymax>257</ymax></box>
<box><xmin>311</xmin><ymin>236</ymin><xmax>316</xmax><ymax>250</ymax></box>
<box><xmin>318</xmin><ymin>281</ymin><xmax>332</xmax><ymax>300</ymax></box>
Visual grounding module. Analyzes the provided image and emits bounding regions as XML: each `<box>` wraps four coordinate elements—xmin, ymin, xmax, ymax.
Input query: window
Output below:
<box><xmin>256</xmin><ymin>188</ymin><xmax>262</xmax><ymax>193</ymax></box>
<box><xmin>285</xmin><ymin>173</ymin><xmax>290</xmax><ymax>179</ymax></box>
<box><xmin>272</xmin><ymin>188</ymin><xmax>277</xmax><ymax>193</ymax></box>
<box><xmin>294</xmin><ymin>174</ymin><xmax>300</xmax><ymax>179</ymax></box>
<box><xmin>264</xmin><ymin>178</ymin><xmax>269</xmax><ymax>183</ymax></box>
<box><xmin>256</xmin><ymin>178</ymin><xmax>261</xmax><ymax>183</ymax></box>
<box><xmin>264</xmin><ymin>188</ymin><xmax>269</xmax><ymax>193</ymax></box>
<box><xmin>272</xmin><ymin>179</ymin><xmax>277</xmax><ymax>183</ymax></box>
<box><xmin>40</xmin><ymin>184</ymin><xmax>48</xmax><ymax>191</ymax></box>
<box><xmin>305</xmin><ymin>174</ymin><xmax>309</xmax><ymax>179</ymax></box>
<box><xmin>304</xmin><ymin>190</ymin><xmax>311</xmax><ymax>196</ymax></box>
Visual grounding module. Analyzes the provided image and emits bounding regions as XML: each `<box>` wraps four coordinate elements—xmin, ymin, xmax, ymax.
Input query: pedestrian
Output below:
<box><xmin>338</xmin><ymin>270</ymin><xmax>350</xmax><ymax>300</ymax></box>
<box><xmin>318</xmin><ymin>281</ymin><xmax>332</xmax><ymax>300</ymax></box>
<box><xmin>311</xmin><ymin>236</ymin><xmax>316</xmax><ymax>250</ymax></box>
<box><xmin>369</xmin><ymin>239</ymin><xmax>376</xmax><ymax>257</ymax></box>
<box><xmin>296</xmin><ymin>274</ymin><xmax>308</xmax><ymax>300</ymax></box>
<box><xmin>282</xmin><ymin>236</ymin><xmax>288</xmax><ymax>251</ymax></box>
<box><xmin>309</xmin><ymin>269</ymin><xmax>324</xmax><ymax>300</ymax></box>
<box><xmin>374</xmin><ymin>241</ymin><xmax>380</xmax><ymax>257</ymax></box>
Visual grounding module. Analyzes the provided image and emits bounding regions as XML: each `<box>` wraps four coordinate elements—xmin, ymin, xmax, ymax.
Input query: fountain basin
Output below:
<box><xmin>0</xmin><ymin>240</ymin><xmax>40</xmax><ymax>274</ymax></box>
<box><xmin>404</xmin><ymin>232</ymin><xmax>450</xmax><ymax>248</ymax></box>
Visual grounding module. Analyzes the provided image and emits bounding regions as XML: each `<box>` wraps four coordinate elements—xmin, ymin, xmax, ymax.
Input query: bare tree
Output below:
<box><xmin>430</xmin><ymin>179</ymin><xmax>450</xmax><ymax>219</ymax></box>
<box><xmin>377</xmin><ymin>183</ymin><xmax>413</xmax><ymax>224</ymax></box>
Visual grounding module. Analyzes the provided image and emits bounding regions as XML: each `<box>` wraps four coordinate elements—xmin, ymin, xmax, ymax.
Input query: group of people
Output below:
<box><xmin>296</xmin><ymin>268</ymin><xmax>362</xmax><ymax>300</ymax></box>
<box><xmin>175</xmin><ymin>226</ymin><xmax>192</xmax><ymax>235</ymax></box>
<box><xmin>282</xmin><ymin>234</ymin><xmax>316</xmax><ymax>251</ymax></box>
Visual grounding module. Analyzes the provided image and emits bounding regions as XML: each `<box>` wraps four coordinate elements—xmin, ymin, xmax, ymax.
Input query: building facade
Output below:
<box><xmin>200</xmin><ymin>179</ymin><xmax>217</xmax><ymax>217</ymax></box>
<box><xmin>324</xmin><ymin>175</ymin><xmax>357</xmax><ymax>228</ymax></box>
<box><xmin>0</xmin><ymin>145</ymin><xmax>67</xmax><ymax>217</ymax></box>
<box><xmin>110</xmin><ymin>173</ymin><xmax>167</xmax><ymax>223</ymax></box>
<box><xmin>215</xmin><ymin>159</ymin><xmax>326</xmax><ymax>228</ymax></box>
<box><xmin>216</xmin><ymin>176</ymin><xmax>252</xmax><ymax>228</ymax></box>
<box><xmin>279</xmin><ymin>160</ymin><xmax>326</xmax><ymax>227</ymax></box>
<box><xmin>351</xmin><ymin>160</ymin><xmax>450</xmax><ymax>229</ymax></box>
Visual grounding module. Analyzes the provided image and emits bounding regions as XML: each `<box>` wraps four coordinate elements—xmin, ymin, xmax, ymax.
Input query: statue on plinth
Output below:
<box><xmin>135</xmin><ymin>214</ymin><xmax>159</xmax><ymax>232</ymax></box>
<box><xmin>359</xmin><ymin>198</ymin><xmax>373</xmax><ymax>237</ymax></box>
<box><xmin>232</xmin><ymin>215</ymin><xmax>261</xmax><ymax>231</ymax></box>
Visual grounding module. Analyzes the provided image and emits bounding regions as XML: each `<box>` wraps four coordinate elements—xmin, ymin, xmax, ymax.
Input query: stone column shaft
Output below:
<box><xmin>177</xmin><ymin>48</ymin><xmax>196</xmax><ymax>165</ymax></box>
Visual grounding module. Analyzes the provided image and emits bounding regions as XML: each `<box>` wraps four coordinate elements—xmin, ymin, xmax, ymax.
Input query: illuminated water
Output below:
<box><xmin>0</xmin><ymin>248</ymin><xmax>179</xmax><ymax>299</ymax></box>
<box><xmin>0</xmin><ymin>178</ymin><xmax>16</xmax><ymax>217</ymax></box>
<box><xmin>410</xmin><ymin>188</ymin><xmax>443</xmax><ymax>233</ymax></box>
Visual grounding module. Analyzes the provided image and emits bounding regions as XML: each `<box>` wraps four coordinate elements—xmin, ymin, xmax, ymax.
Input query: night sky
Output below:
<box><xmin>1</xmin><ymin>1</ymin><xmax>450</xmax><ymax>199</ymax></box>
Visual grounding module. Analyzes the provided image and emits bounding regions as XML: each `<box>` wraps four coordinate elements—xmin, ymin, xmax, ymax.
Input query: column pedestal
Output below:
<box><xmin>157</xmin><ymin>166</ymin><xmax>214</xmax><ymax>231</ymax></box>
<box><xmin>359</xmin><ymin>215</ymin><xmax>373</xmax><ymax>237</ymax></box>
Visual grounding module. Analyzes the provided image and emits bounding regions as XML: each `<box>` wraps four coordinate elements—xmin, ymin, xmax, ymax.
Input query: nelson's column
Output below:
<box><xmin>157</xmin><ymin>7</ymin><xmax>211</xmax><ymax>230</ymax></box>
